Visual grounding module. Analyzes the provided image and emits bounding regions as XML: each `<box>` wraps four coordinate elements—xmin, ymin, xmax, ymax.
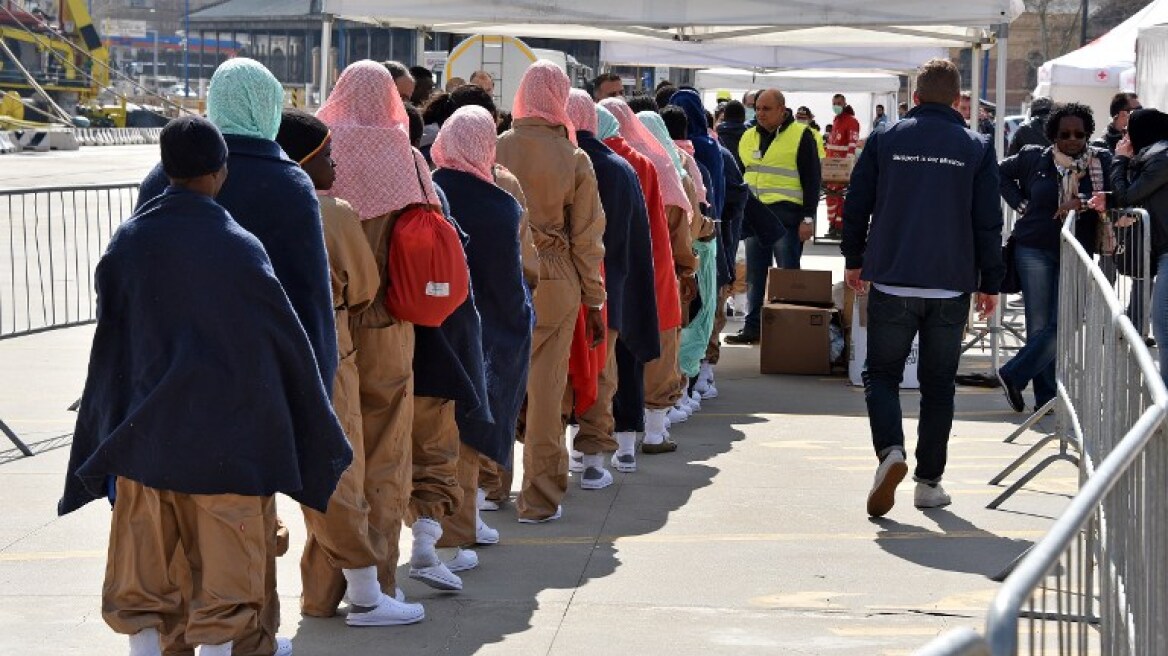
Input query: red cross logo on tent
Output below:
<box><xmin>1097</xmin><ymin>69</ymin><xmax>1110</xmax><ymax>82</ymax></box>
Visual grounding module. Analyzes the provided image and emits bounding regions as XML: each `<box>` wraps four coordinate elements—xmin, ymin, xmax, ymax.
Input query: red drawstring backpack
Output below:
<box><xmin>384</xmin><ymin>159</ymin><xmax>469</xmax><ymax>327</ymax></box>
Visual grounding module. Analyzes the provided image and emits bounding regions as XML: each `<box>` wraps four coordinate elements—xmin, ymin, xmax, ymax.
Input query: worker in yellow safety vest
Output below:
<box><xmin>726</xmin><ymin>88</ymin><xmax>822</xmax><ymax>345</ymax></box>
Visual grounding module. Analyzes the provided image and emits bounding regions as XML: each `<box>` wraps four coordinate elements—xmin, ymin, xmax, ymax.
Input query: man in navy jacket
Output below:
<box><xmin>841</xmin><ymin>58</ymin><xmax>1004</xmax><ymax>518</ymax></box>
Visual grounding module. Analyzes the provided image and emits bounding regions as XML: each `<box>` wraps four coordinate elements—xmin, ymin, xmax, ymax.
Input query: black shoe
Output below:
<box><xmin>725</xmin><ymin>330</ymin><xmax>760</xmax><ymax>345</ymax></box>
<box><xmin>1144</xmin><ymin>336</ymin><xmax>1157</xmax><ymax>348</ymax></box>
<box><xmin>996</xmin><ymin>369</ymin><xmax>1025</xmax><ymax>413</ymax></box>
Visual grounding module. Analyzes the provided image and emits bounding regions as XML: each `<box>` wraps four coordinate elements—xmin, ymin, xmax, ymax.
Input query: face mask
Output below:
<box><xmin>832</xmin><ymin>105</ymin><xmax>844</xmax><ymax>116</ymax></box>
<box><xmin>745</xmin><ymin>108</ymin><xmax>756</xmax><ymax>122</ymax></box>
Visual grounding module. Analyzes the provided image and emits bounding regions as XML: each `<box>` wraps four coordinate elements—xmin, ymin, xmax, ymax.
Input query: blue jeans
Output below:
<box><xmin>1153</xmin><ymin>254</ymin><xmax>1168</xmax><ymax>387</ymax></box>
<box><xmin>1000</xmin><ymin>245</ymin><xmax>1059</xmax><ymax>408</ymax></box>
<box><xmin>743</xmin><ymin>230</ymin><xmax>803</xmax><ymax>334</ymax></box>
<box><xmin>863</xmin><ymin>289</ymin><xmax>971</xmax><ymax>483</ymax></box>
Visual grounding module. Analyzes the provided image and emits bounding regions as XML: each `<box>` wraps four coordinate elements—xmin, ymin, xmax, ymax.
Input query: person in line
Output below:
<box><xmin>317</xmin><ymin>59</ymin><xmax>445</xmax><ymax>618</ymax></box>
<box><xmin>671</xmin><ymin>89</ymin><xmax>726</xmax><ymax>228</ymax></box>
<box><xmin>825</xmin><ymin>93</ymin><xmax>860</xmax><ymax>240</ymax></box>
<box><xmin>496</xmin><ymin>61</ymin><xmax>606</xmax><ymax>523</ymax></box>
<box><xmin>60</xmin><ymin>115</ymin><xmax>353</xmax><ymax>656</ymax></box>
<box><xmin>842</xmin><ymin>58</ymin><xmax>1003</xmax><ymax>518</ymax></box>
<box><xmin>727</xmin><ymin>88</ymin><xmax>821</xmax><ymax>345</ymax></box>
<box><xmin>716</xmin><ymin>100</ymin><xmax>749</xmax><ymax>171</ymax></box>
<box><xmin>592</xmin><ymin>72</ymin><xmax>624</xmax><ymax>100</ymax></box>
<box><xmin>274</xmin><ymin>109</ymin><xmax>424</xmax><ymax>626</ymax></box>
<box><xmin>564</xmin><ymin>90</ymin><xmax>661</xmax><ymax>481</ymax></box>
<box><xmin>1109</xmin><ymin>108</ymin><xmax>1168</xmax><ymax>385</ymax></box>
<box><xmin>409</xmin><ymin>66</ymin><xmax>436</xmax><ymax>105</ymax></box>
<box><xmin>445</xmin><ymin>76</ymin><xmax>466</xmax><ymax>92</ymax></box>
<box><xmin>742</xmin><ymin>90</ymin><xmax>759</xmax><ymax>123</ymax></box>
<box><xmin>383</xmin><ymin>60</ymin><xmax>415</xmax><ymax>103</ymax></box>
<box><xmin>597</xmin><ymin>104</ymin><xmax>680</xmax><ymax>460</ymax></box>
<box><xmin>872</xmin><ymin>104</ymin><xmax>890</xmax><ymax>132</ymax></box>
<box><xmin>654</xmin><ymin>85</ymin><xmax>677</xmax><ymax>111</ymax></box>
<box><xmin>137</xmin><ymin>57</ymin><xmax>337</xmax><ymax>655</ymax></box>
<box><xmin>469</xmin><ymin>70</ymin><xmax>495</xmax><ymax>95</ymax></box>
<box><xmin>601</xmin><ymin>97</ymin><xmax>696</xmax><ymax>445</ymax></box>
<box><xmin>998</xmin><ymin>103</ymin><xmax>1110</xmax><ymax>414</ymax></box>
<box><xmin>1007</xmin><ymin>96</ymin><xmax>1052</xmax><ymax>156</ymax></box>
<box><xmin>1095</xmin><ymin>93</ymin><xmax>1142</xmax><ymax>153</ymax></box>
<box><xmin>429</xmin><ymin>105</ymin><xmax>534</xmax><ymax>548</ymax></box>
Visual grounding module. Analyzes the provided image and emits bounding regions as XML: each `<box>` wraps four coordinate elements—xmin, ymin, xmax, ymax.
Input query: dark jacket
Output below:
<box><xmin>1111</xmin><ymin>141</ymin><xmax>1168</xmax><ymax>260</ymax></box>
<box><xmin>60</xmin><ymin>188</ymin><xmax>352</xmax><ymax>515</ymax></box>
<box><xmin>841</xmin><ymin>103</ymin><xmax>1004</xmax><ymax>294</ymax></box>
<box><xmin>413</xmin><ymin>185</ymin><xmax>491</xmax><ymax>424</ymax></box>
<box><xmin>432</xmin><ymin>169</ymin><xmax>532</xmax><ymax>466</ymax></box>
<box><xmin>138</xmin><ymin>135</ymin><xmax>338</xmax><ymax>392</ymax></box>
<box><xmin>999</xmin><ymin>145</ymin><xmax>1111</xmax><ymax>254</ymax></box>
<box><xmin>1007</xmin><ymin>115</ymin><xmax>1050</xmax><ymax>156</ymax></box>
<box><xmin>1092</xmin><ymin>124</ymin><xmax>1125</xmax><ymax>153</ymax></box>
<box><xmin>672</xmin><ymin>90</ymin><xmax>725</xmax><ymax>219</ymax></box>
<box><xmin>716</xmin><ymin>120</ymin><xmax>748</xmax><ymax>171</ymax></box>
<box><xmin>719</xmin><ymin>145</ymin><xmax>749</xmax><ymax>286</ymax></box>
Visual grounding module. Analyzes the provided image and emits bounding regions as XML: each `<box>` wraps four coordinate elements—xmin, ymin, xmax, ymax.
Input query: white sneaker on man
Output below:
<box><xmin>611</xmin><ymin>432</ymin><xmax>638</xmax><ymax>472</ymax></box>
<box><xmin>345</xmin><ymin>593</ymin><xmax>425</xmax><ymax>626</ymax></box>
<box><xmin>685</xmin><ymin>390</ymin><xmax>702</xmax><ymax>413</ymax></box>
<box><xmin>913</xmin><ymin>482</ymin><xmax>952</xmax><ymax>509</ymax></box>
<box><xmin>517</xmin><ymin>505</ymin><xmax>562</xmax><ymax>524</ymax></box>
<box><xmin>444</xmin><ymin>547</ymin><xmax>479</xmax><ymax>572</ymax></box>
<box><xmin>866</xmin><ymin>451</ymin><xmax>908</xmax><ymax>517</ymax></box>
<box><xmin>273</xmin><ymin>638</ymin><xmax>293</xmax><ymax>656</ymax></box>
<box><xmin>667</xmin><ymin>402</ymin><xmax>690</xmax><ymax>423</ymax></box>
<box><xmin>476</xmin><ymin>516</ymin><xmax>500</xmax><ymax>545</ymax></box>
<box><xmin>568</xmin><ymin>449</ymin><xmax>585</xmax><ymax>473</ymax></box>
<box><xmin>476</xmin><ymin>488</ymin><xmax>499</xmax><ymax>512</ymax></box>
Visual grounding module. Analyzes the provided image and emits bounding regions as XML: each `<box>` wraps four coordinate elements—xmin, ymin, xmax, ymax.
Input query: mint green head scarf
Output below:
<box><xmin>597</xmin><ymin>105</ymin><xmax>620</xmax><ymax>140</ymax></box>
<box><xmin>207</xmin><ymin>58</ymin><xmax>284</xmax><ymax>141</ymax></box>
<box><xmin>637</xmin><ymin>110</ymin><xmax>686</xmax><ymax>179</ymax></box>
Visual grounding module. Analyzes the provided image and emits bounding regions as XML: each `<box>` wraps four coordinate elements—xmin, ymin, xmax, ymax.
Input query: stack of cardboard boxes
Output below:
<box><xmin>759</xmin><ymin>269</ymin><xmax>838</xmax><ymax>375</ymax></box>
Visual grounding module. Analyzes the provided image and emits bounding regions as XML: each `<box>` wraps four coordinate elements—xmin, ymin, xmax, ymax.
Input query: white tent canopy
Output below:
<box><xmin>1034</xmin><ymin>0</ymin><xmax>1168</xmax><ymax>118</ymax></box>
<box><xmin>1137</xmin><ymin>24</ymin><xmax>1168</xmax><ymax>112</ymax></box>
<box><xmin>600</xmin><ymin>41</ymin><xmax>944</xmax><ymax>72</ymax></box>
<box><xmin>695</xmin><ymin>68</ymin><xmax>901</xmax><ymax>94</ymax></box>
<box><xmin>322</xmin><ymin>1</ymin><xmax>1020</xmax><ymax>48</ymax></box>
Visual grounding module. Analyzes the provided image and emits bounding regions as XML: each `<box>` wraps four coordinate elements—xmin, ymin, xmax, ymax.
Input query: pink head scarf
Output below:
<box><xmin>675</xmin><ymin>144</ymin><xmax>708</xmax><ymax>205</ymax></box>
<box><xmin>566</xmin><ymin>89</ymin><xmax>598</xmax><ymax>135</ymax></box>
<box><xmin>600</xmin><ymin>98</ymin><xmax>689</xmax><ymax>212</ymax></box>
<box><xmin>316</xmin><ymin>59</ymin><xmax>438</xmax><ymax>219</ymax></box>
<box><xmin>432</xmin><ymin>106</ymin><xmax>497</xmax><ymax>185</ymax></box>
<box><xmin>512</xmin><ymin>60</ymin><xmax>576</xmax><ymax>145</ymax></box>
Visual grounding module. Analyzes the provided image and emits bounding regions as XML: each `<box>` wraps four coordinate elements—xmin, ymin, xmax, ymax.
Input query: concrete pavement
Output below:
<box><xmin>0</xmin><ymin>317</ymin><xmax>1073</xmax><ymax>656</ymax></box>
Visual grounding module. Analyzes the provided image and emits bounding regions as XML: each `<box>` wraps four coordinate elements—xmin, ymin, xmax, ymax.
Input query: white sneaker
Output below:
<box><xmin>408</xmin><ymin>560</ymin><xmax>462</xmax><ymax>591</ymax></box>
<box><xmin>445</xmin><ymin>547</ymin><xmax>479</xmax><ymax>572</ymax></box>
<box><xmin>643</xmin><ymin>408</ymin><xmax>670</xmax><ymax>446</ymax></box>
<box><xmin>568</xmin><ymin>449</ymin><xmax>585</xmax><ymax>473</ymax></box>
<box><xmin>666</xmin><ymin>404</ymin><xmax>689</xmax><ymax>424</ymax></box>
<box><xmin>345</xmin><ymin>593</ymin><xmax>425</xmax><ymax>626</ymax></box>
<box><xmin>694</xmin><ymin>362</ymin><xmax>714</xmax><ymax>395</ymax></box>
<box><xmin>611</xmin><ymin>451</ymin><xmax>637</xmax><ymax>473</ymax></box>
<box><xmin>273</xmin><ymin>638</ymin><xmax>293</xmax><ymax>656</ymax></box>
<box><xmin>686</xmin><ymin>390</ymin><xmax>702</xmax><ymax>412</ymax></box>
<box><xmin>518</xmin><ymin>505</ymin><xmax>562</xmax><ymax>524</ymax></box>
<box><xmin>475</xmin><ymin>517</ymin><xmax>499</xmax><ymax>545</ymax></box>
<box><xmin>914</xmin><ymin>482</ymin><xmax>952</xmax><ymax>509</ymax></box>
<box><xmin>476</xmin><ymin>488</ymin><xmax>500</xmax><ymax>512</ymax></box>
<box><xmin>580</xmin><ymin>454</ymin><xmax>613</xmax><ymax>489</ymax></box>
<box><xmin>866</xmin><ymin>451</ymin><xmax>908</xmax><ymax>517</ymax></box>
<box><xmin>700</xmin><ymin>382</ymin><xmax>719</xmax><ymax>400</ymax></box>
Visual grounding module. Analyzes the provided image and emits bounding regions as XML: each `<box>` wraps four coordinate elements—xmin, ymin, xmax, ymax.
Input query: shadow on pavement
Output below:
<box><xmin>870</xmin><ymin>508</ymin><xmax>1033</xmax><ymax>579</ymax></box>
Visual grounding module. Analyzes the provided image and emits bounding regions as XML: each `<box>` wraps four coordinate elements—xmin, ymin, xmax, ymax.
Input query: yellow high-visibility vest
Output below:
<box><xmin>739</xmin><ymin>122</ymin><xmax>808</xmax><ymax>205</ymax></box>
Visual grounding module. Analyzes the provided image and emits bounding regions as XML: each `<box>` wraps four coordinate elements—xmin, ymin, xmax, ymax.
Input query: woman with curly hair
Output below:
<box><xmin>998</xmin><ymin>102</ymin><xmax>1112</xmax><ymax>413</ymax></box>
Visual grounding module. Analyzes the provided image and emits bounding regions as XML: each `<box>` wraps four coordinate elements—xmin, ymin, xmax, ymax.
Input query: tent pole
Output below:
<box><xmin>993</xmin><ymin>23</ymin><xmax>1009</xmax><ymax>375</ymax></box>
<box><xmin>320</xmin><ymin>14</ymin><xmax>333</xmax><ymax>101</ymax></box>
<box><xmin>969</xmin><ymin>42</ymin><xmax>981</xmax><ymax>128</ymax></box>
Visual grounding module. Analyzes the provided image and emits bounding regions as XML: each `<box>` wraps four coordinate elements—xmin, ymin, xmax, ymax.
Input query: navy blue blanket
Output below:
<box><xmin>673</xmin><ymin>90</ymin><xmax>726</xmax><ymax>219</ymax></box>
<box><xmin>432</xmin><ymin>169</ymin><xmax>533</xmax><ymax>466</ymax></box>
<box><xmin>577</xmin><ymin>131</ymin><xmax>661</xmax><ymax>363</ymax></box>
<box><xmin>412</xmin><ymin>184</ymin><xmax>491</xmax><ymax>424</ymax></box>
<box><xmin>59</xmin><ymin>188</ymin><xmax>352</xmax><ymax>515</ymax></box>
<box><xmin>719</xmin><ymin>145</ymin><xmax>749</xmax><ymax>287</ymax></box>
<box><xmin>138</xmin><ymin>135</ymin><xmax>337</xmax><ymax>393</ymax></box>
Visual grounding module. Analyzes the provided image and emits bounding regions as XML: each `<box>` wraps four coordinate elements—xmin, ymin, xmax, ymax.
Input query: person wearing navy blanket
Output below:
<box><xmin>842</xmin><ymin>59</ymin><xmax>1004</xmax><ymax>518</ymax></box>
<box><xmin>59</xmin><ymin>116</ymin><xmax>351</xmax><ymax>656</ymax></box>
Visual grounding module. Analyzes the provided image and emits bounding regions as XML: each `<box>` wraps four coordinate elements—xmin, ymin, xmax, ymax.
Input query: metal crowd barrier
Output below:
<box><xmin>915</xmin><ymin>211</ymin><xmax>1168</xmax><ymax>654</ymax></box>
<box><xmin>0</xmin><ymin>183</ymin><xmax>140</xmax><ymax>455</ymax></box>
<box><xmin>988</xmin><ymin>209</ymin><xmax>1153</xmax><ymax>510</ymax></box>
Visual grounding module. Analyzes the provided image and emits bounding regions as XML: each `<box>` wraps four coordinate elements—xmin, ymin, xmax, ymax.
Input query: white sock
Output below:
<box><xmin>582</xmin><ymin>453</ymin><xmax>604</xmax><ymax>469</ymax></box>
<box><xmin>197</xmin><ymin>642</ymin><xmax>233</xmax><ymax>656</ymax></box>
<box><xmin>615</xmin><ymin>432</ymin><xmax>637</xmax><ymax>454</ymax></box>
<box><xmin>129</xmin><ymin>628</ymin><xmax>161</xmax><ymax>656</ymax></box>
<box><xmin>342</xmin><ymin>565</ymin><xmax>381</xmax><ymax>607</ymax></box>
<box><xmin>411</xmin><ymin>517</ymin><xmax>442</xmax><ymax>567</ymax></box>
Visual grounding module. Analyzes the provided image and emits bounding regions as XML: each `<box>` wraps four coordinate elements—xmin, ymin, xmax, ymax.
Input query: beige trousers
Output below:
<box><xmin>408</xmin><ymin>396</ymin><xmax>462</xmax><ymax>523</ymax></box>
<box><xmin>575</xmin><ymin>328</ymin><xmax>619</xmax><ymax>454</ymax></box>
<box><xmin>643</xmin><ymin>328</ymin><xmax>683</xmax><ymax>410</ymax></box>
<box><xmin>438</xmin><ymin>442</ymin><xmax>481</xmax><ymax>548</ymax></box>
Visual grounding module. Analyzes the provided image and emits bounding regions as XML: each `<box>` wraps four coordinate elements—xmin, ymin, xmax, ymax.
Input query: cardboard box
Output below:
<box><xmin>761</xmin><ymin>303</ymin><xmax>836</xmax><ymax>375</ymax></box>
<box><xmin>766</xmin><ymin>268</ymin><xmax>833</xmax><ymax>307</ymax></box>
<box><xmin>822</xmin><ymin>156</ymin><xmax>856</xmax><ymax>184</ymax></box>
<box><xmin>847</xmin><ymin>295</ymin><xmax>919</xmax><ymax>389</ymax></box>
